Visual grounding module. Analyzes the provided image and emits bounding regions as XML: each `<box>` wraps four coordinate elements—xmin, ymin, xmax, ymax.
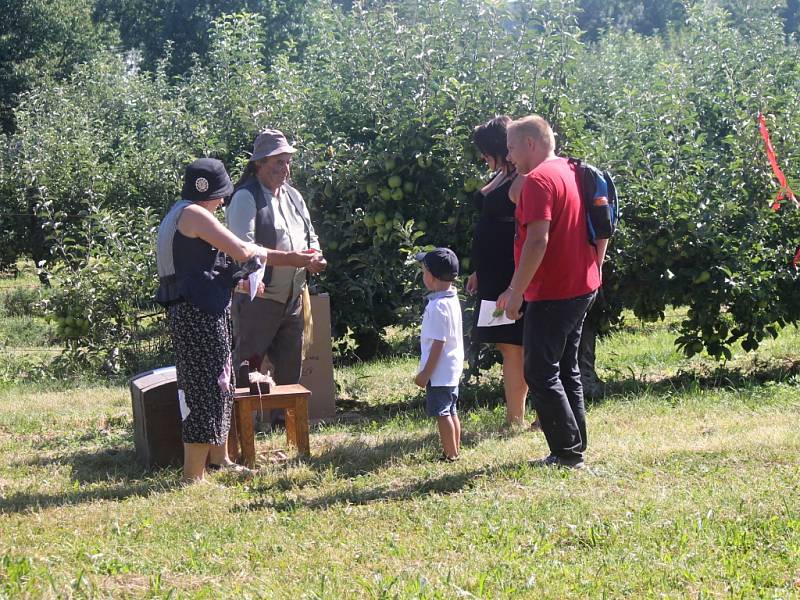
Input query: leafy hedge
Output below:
<box><xmin>1</xmin><ymin>0</ymin><xmax>799</xmax><ymax>375</ymax></box>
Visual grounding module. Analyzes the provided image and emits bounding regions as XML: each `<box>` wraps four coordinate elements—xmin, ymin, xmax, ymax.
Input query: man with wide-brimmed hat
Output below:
<box><xmin>226</xmin><ymin>129</ymin><xmax>327</xmax><ymax>407</ymax></box>
<box><xmin>156</xmin><ymin>157</ymin><xmax>315</xmax><ymax>482</ymax></box>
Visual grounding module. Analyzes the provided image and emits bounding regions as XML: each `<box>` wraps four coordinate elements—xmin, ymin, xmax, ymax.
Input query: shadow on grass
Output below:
<box><xmin>601</xmin><ymin>358</ymin><xmax>800</xmax><ymax>401</ymax></box>
<box><xmin>311</xmin><ymin>429</ymin><xmax>442</xmax><ymax>476</ymax></box>
<box><xmin>301</xmin><ymin>375</ymin><xmax>515</xmax><ymax>481</ymax></box>
<box><xmin>233</xmin><ymin>414</ymin><xmax>540</xmax><ymax>514</ymax></box>
<box><xmin>333</xmin><ymin>395</ymin><xmax>425</xmax><ymax>422</ymax></box>
<box><xmin>334</xmin><ymin>375</ymin><xmax>508</xmax><ymax>424</ymax></box>
<box><xmin>0</xmin><ymin>477</ymin><xmax>179</xmax><ymax>514</ymax></box>
<box><xmin>233</xmin><ymin>460</ymin><xmax>526</xmax><ymax>513</ymax></box>
<box><xmin>295</xmin><ymin>426</ymin><xmax>494</xmax><ymax>481</ymax></box>
<box><xmin>12</xmin><ymin>356</ymin><xmax>788</xmax><ymax>515</ymax></box>
<box><xmin>49</xmin><ymin>444</ymin><xmax>148</xmax><ymax>483</ymax></box>
<box><xmin>2</xmin><ymin>441</ymin><xmax>180</xmax><ymax>514</ymax></box>
<box><xmin>15</xmin><ymin>430</ymin><xmax>155</xmax><ymax>483</ymax></box>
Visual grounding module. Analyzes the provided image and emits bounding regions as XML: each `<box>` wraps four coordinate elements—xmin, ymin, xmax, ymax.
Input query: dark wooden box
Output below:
<box><xmin>129</xmin><ymin>367</ymin><xmax>183</xmax><ymax>469</ymax></box>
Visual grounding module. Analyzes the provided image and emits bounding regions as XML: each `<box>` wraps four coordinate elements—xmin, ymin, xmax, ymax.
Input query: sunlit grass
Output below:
<box><xmin>1</xmin><ymin>311</ymin><xmax>799</xmax><ymax>598</ymax></box>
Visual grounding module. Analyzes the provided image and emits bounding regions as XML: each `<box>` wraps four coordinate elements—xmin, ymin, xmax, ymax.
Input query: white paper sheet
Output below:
<box><xmin>477</xmin><ymin>299</ymin><xmax>515</xmax><ymax>327</ymax></box>
<box><xmin>177</xmin><ymin>389</ymin><xmax>190</xmax><ymax>421</ymax></box>
<box><xmin>248</xmin><ymin>257</ymin><xmax>266</xmax><ymax>300</ymax></box>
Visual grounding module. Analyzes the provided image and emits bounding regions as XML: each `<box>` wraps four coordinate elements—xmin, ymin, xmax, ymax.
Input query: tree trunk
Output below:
<box><xmin>27</xmin><ymin>187</ymin><xmax>50</xmax><ymax>286</ymax></box>
<box><xmin>579</xmin><ymin>318</ymin><xmax>605</xmax><ymax>400</ymax></box>
<box><xmin>786</xmin><ymin>0</ymin><xmax>800</xmax><ymax>34</ymax></box>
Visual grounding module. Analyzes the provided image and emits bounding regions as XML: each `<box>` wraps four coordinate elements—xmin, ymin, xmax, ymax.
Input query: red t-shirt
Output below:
<box><xmin>514</xmin><ymin>157</ymin><xmax>601</xmax><ymax>301</ymax></box>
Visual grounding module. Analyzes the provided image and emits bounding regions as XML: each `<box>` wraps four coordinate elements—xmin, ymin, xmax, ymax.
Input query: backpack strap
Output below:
<box><xmin>569</xmin><ymin>156</ymin><xmax>601</xmax><ymax>246</ymax></box>
<box><xmin>603</xmin><ymin>169</ymin><xmax>619</xmax><ymax>226</ymax></box>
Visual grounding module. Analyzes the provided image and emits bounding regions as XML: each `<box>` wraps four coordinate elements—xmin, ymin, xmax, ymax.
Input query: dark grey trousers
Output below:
<box><xmin>231</xmin><ymin>292</ymin><xmax>304</xmax><ymax>385</ymax></box>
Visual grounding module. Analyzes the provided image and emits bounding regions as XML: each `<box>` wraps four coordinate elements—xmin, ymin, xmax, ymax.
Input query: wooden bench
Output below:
<box><xmin>232</xmin><ymin>384</ymin><xmax>312</xmax><ymax>467</ymax></box>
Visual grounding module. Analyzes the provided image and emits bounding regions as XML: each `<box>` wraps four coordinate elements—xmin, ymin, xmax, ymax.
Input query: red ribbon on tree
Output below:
<box><xmin>758</xmin><ymin>113</ymin><xmax>796</xmax><ymax>211</ymax></box>
<box><xmin>757</xmin><ymin>113</ymin><xmax>800</xmax><ymax>267</ymax></box>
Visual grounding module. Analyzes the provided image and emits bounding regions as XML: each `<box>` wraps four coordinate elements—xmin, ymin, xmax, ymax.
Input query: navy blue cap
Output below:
<box><xmin>415</xmin><ymin>247</ymin><xmax>459</xmax><ymax>281</ymax></box>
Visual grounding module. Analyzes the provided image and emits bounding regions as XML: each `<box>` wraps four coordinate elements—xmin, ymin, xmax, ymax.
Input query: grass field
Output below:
<box><xmin>1</xmin><ymin>269</ymin><xmax>799</xmax><ymax>598</ymax></box>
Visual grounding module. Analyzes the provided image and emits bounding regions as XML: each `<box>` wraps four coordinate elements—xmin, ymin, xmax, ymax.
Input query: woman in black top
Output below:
<box><xmin>466</xmin><ymin>116</ymin><xmax>530</xmax><ymax>428</ymax></box>
<box><xmin>156</xmin><ymin>158</ymin><xmax>319</xmax><ymax>483</ymax></box>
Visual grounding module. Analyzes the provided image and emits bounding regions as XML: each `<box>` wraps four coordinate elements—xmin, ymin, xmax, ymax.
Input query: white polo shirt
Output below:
<box><xmin>418</xmin><ymin>288</ymin><xmax>464</xmax><ymax>387</ymax></box>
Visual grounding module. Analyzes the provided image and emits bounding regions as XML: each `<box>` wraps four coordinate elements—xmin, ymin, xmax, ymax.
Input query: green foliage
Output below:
<box><xmin>283</xmin><ymin>0</ymin><xmax>582</xmax><ymax>347</ymax></box>
<box><xmin>2</xmin><ymin>0</ymin><xmax>800</xmax><ymax>375</ymax></box>
<box><xmin>576</xmin><ymin>0</ymin><xmax>685</xmax><ymax>40</ymax></box>
<box><xmin>0</xmin><ymin>0</ymin><xmax>116</xmax><ymax>133</ymax></box>
<box><xmin>575</xmin><ymin>0</ymin><xmax>798</xmax><ymax>40</ymax></box>
<box><xmin>573</xmin><ymin>4</ymin><xmax>800</xmax><ymax>359</ymax></box>
<box><xmin>41</xmin><ymin>204</ymin><xmax>165</xmax><ymax>375</ymax></box>
<box><xmin>1</xmin><ymin>13</ymin><xmax>281</xmax><ymax>373</ymax></box>
<box><xmin>0</xmin><ymin>315</ymin><xmax>51</xmax><ymax>349</ymax></box>
<box><xmin>0</xmin><ymin>285</ymin><xmax>45</xmax><ymax>318</ymax></box>
<box><xmin>94</xmin><ymin>0</ymin><xmax>319</xmax><ymax>75</ymax></box>
<box><xmin>0</xmin><ymin>555</ymin><xmax>34</xmax><ymax>597</ymax></box>
<box><xmin>2</xmin><ymin>51</ymin><xmax>188</xmax><ymax>273</ymax></box>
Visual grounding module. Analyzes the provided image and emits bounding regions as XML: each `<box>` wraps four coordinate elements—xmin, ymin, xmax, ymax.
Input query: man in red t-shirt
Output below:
<box><xmin>497</xmin><ymin>115</ymin><xmax>604</xmax><ymax>469</ymax></box>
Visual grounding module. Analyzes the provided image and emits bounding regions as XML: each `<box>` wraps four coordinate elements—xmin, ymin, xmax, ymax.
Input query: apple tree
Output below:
<box><xmin>269</xmin><ymin>0</ymin><xmax>583</xmax><ymax>356</ymax></box>
<box><xmin>571</xmin><ymin>4</ymin><xmax>800</xmax><ymax>374</ymax></box>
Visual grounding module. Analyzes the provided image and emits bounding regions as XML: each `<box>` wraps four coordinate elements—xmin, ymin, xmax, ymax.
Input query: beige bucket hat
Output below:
<box><xmin>250</xmin><ymin>129</ymin><xmax>297</xmax><ymax>161</ymax></box>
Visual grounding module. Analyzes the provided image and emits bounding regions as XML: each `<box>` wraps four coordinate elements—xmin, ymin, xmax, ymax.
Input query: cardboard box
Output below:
<box><xmin>300</xmin><ymin>293</ymin><xmax>336</xmax><ymax>420</ymax></box>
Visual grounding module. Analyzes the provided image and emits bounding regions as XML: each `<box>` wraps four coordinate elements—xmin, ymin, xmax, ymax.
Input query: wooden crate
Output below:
<box><xmin>129</xmin><ymin>367</ymin><xmax>183</xmax><ymax>469</ymax></box>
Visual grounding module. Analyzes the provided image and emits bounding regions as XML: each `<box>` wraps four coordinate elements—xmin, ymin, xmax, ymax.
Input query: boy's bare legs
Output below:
<box><xmin>453</xmin><ymin>413</ymin><xmax>461</xmax><ymax>455</ymax></box>
<box><xmin>497</xmin><ymin>343</ymin><xmax>528</xmax><ymax>426</ymax></box>
<box><xmin>437</xmin><ymin>415</ymin><xmax>460</xmax><ymax>459</ymax></box>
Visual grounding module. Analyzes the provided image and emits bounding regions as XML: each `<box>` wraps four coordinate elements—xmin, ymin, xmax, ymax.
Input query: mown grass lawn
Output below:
<box><xmin>1</xmin><ymin>311</ymin><xmax>799</xmax><ymax>599</ymax></box>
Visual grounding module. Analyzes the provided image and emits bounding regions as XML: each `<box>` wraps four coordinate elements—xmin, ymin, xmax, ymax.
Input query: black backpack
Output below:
<box><xmin>568</xmin><ymin>158</ymin><xmax>619</xmax><ymax>245</ymax></box>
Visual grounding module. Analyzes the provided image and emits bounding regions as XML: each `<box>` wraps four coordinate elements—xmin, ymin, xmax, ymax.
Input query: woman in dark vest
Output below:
<box><xmin>156</xmin><ymin>158</ymin><xmax>316</xmax><ymax>483</ymax></box>
<box><xmin>466</xmin><ymin>116</ymin><xmax>535</xmax><ymax>429</ymax></box>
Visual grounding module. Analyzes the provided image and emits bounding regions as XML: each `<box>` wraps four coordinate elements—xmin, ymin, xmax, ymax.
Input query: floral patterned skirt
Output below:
<box><xmin>167</xmin><ymin>302</ymin><xmax>234</xmax><ymax>445</ymax></box>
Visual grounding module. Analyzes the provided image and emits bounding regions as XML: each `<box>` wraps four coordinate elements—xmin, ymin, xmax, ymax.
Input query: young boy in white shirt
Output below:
<box><xmin>413</xmin><ymin>247</ymin><xmax>464</xmax><ymax>461</ymax></box>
